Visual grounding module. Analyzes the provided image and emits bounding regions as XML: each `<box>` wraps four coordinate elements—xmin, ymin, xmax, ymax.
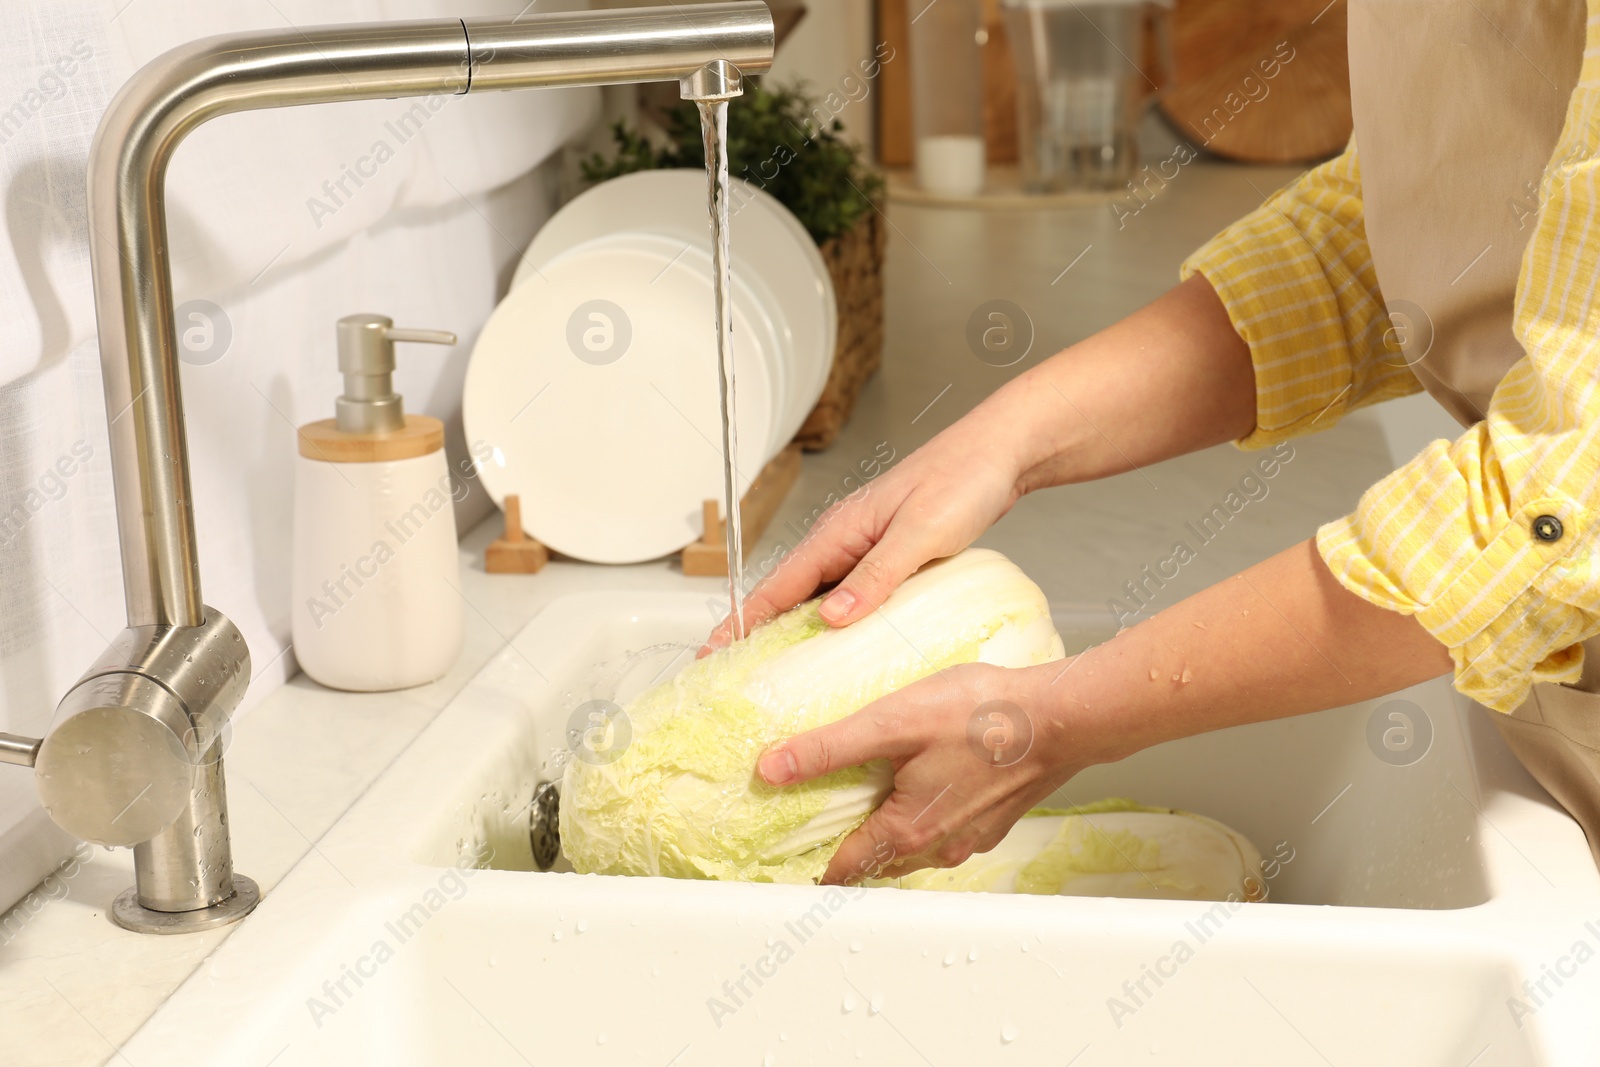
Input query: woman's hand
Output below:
<box><xmin>751</xmin><ymin>540</ymin><xmax>1456</xmax><ymax>885</ymax></box>
<box><xmin>701</xmin><ymin>275</ymin><xmax>1259</xmax><ymax>655</ymax></box>
<box><xmin>701</xmin><ymin>414</ymin><xmax>1029</xmax><ymax>655</ymax></box>
<box><xmin>756</xmin><ymin>659</ymin><xmax>1122</xmax><ymax>884</ymax></box>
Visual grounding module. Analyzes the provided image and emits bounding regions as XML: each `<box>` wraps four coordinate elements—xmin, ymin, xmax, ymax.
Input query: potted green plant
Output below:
<box><xmin>581</xmin><ymin>83</ymin><xmax>887</xmax><ymax>451</ymax></box>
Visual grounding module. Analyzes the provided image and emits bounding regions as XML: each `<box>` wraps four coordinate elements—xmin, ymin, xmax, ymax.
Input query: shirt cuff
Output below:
<box><xmin>1179</xmin><ymin>154</ymin><xmax>1421</xmax><ymax>450</ymax></box>
<box><xmin>1317</xmin><ymin>439</ymin><xmax>1596</xmax><ymax>711</ymax></box>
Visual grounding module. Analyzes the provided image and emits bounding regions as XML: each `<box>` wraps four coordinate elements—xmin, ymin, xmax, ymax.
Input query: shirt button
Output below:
<box><xmin>1533</xmin><ymin>515</ymin><xmax>1564</xmax><ymax>542</ymax></box>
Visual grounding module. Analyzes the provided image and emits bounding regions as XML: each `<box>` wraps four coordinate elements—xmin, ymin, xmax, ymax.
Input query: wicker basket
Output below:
<box><xmin>793</xmin><ymin>210</ymin><xmax>888</xmax><ymax>451</ymax></box>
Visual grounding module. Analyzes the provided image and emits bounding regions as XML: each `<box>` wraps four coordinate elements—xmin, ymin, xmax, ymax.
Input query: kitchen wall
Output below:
<box><xmin>766</xmin><ymin>0</ymin><xmax>878</xmax><ymax>151</ymax></box>
<box><xmin>0</xmin><ymin>0</ymin><xmax>601</xmax><ymax>916</ymax></box>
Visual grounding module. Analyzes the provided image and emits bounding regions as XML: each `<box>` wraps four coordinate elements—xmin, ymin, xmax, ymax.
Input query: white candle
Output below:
<box><xmin>916</xmin><ymin>134</ymin><xmax>986</xmax><ymax>198</ymax></box>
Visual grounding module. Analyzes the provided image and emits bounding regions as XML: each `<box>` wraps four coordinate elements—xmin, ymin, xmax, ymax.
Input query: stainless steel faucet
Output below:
<box><xmin>0</xmin><ymin>2</ymin><xmax>772</xmax><ymax>934</ymax></box>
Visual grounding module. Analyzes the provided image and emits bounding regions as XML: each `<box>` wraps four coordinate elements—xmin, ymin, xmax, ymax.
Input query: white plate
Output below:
<box><xmin>512</xmin><ymin>170</ymin><xmax>835</xmax><ymax>447</ymax></box>
<box><xmin>465</xmin><ymin>232</ymin><xmax>776</xmax><ymax>564</ymax></box>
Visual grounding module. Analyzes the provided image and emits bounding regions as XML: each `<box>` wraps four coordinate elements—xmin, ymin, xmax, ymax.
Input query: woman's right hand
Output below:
<box><xmin>699</xmin><ymin>274</ymin><xmax>1259</xmax><ymax>653</ymax></box>
<box><xmin>700</xmin><ymin>412</ymin><xmax>1030</xmax><ymax>654</ymax></box>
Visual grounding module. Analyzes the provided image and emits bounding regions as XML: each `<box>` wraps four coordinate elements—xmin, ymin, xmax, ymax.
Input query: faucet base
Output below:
<box><xmin>110</xmin><ymin>874</ymin><xmax>259</xmax><ymax>934</ymax></box>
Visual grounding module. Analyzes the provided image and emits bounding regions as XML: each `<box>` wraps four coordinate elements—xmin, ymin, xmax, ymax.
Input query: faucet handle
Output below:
<box><xmin>32</xmin><ymin>607</ymin><xmax>249</xmax><ymax>849</ymax></box>
<box><xmin>0</xmin><ymin>732</ymin><xmax>41</xmax><ymax>767</ymax></box>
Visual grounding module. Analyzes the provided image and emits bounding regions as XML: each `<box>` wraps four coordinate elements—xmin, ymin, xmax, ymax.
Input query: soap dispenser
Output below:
<box><xmin>291</xmin><ymin>313</ymin><xmax>465</xmax><ymax>692</ymax></box>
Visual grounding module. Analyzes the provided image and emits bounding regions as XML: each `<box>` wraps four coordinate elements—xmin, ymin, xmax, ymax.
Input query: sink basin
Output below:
<box><xmin>124</xmin><ymin>593</ymin><xmax>1600</xmax><ymax>1065</ymax></box>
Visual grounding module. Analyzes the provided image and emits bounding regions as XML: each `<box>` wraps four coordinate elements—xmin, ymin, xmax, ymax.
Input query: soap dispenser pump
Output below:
<box><xmin>291</xmin><ymin>313</ymin><xmax>465</xmax><ymax>692</ymax></box>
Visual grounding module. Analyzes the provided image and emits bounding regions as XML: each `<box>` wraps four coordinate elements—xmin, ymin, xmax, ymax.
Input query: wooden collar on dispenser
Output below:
<box><xmin>297</xmin><ymin>415</ymin><xmax>445</xmax><ymax>464</ymax></box>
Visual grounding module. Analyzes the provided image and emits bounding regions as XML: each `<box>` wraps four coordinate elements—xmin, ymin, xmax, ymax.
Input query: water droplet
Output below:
<box><xmin>576</xmin><ymin>918</ymin><xmax>589</xmax><ymax>933</ymax></box>
<box><xmin>1019</xmin><ymin>942</ymin><xmax>1030</xmax><ymax>953</ymax></box>
<box><xmin>552</xmin><ymin>930</ymin><xmax>563</xmax><ymax>942</ymax></box>
<box><xmin>942</xmin><ymin>951</ymin><xmax>957</xmax><ymax>967</ymax></box>
<box><xmin>841</xmin><ymin>995</ymin><xmax>857</xmax><ymax>1013</ymax></box>
<box><xmin>849</xmin><ymin>940</ymin><xmax>863</xmax><ymax>953</ymax></box>
<box><xmin>869</xmin><ymin>993</ymin><xmax>884</xmax><ymax>1015</ymax></box>
<box><xmin>596</xmin><ymin>1033</ymin><xmax>607</xmax><ymax>1046</ymax></box>
<box><xmin>488</xmin><ymin>955</ymin><xmax>498</xmax><ymax>967</ymax></box>
<box><xmin>968</xmin><ymin>947</ymin><xmax>979</xmax><ymax>962</ymax></box>
<box><xmin>1001</xmin><ymin>1023</ymin><xmax>1018</xmax><ymax>1044</ymax></box>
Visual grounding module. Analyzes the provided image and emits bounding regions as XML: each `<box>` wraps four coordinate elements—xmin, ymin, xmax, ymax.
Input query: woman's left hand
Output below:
<box><xmin>756</xmin><ymin>659</ymin><xmax>1121</xmax><ymax>884</ymax></box>
<box><xmin>756</xmin><ymin>538</ymin><xmax>1460</xmax><ymax>885</ymax></box>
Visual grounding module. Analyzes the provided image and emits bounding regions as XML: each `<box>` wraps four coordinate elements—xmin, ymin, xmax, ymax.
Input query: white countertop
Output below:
<box><xmin>0</xmin><ymin>153</ymin><xmax>1422</xmax><ymax>1066</ymax></box>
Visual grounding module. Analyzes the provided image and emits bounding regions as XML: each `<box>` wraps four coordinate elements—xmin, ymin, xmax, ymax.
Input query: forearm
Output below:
<box><xmin>1041</xmin><ymin>539</ymin><xmax>1454</xmax><ymax>764</ymax></box>
<box><xmin>964</xmin><ymin>273</ymin><xmax>1257</xmax><ymax>496</ymax></box>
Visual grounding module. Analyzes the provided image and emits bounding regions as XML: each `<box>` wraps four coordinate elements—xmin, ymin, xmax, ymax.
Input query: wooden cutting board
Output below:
<box><xmin>1158</xmin><ymin>0</ymin><xmax>1352</xmax><ymax>164</ymax></box>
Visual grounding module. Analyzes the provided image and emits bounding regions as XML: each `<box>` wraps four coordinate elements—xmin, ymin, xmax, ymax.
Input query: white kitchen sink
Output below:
<box><xmin>124</xmin><ymin>593</ymin><xmax>1600</xmax><ymax>1065</ymax></box>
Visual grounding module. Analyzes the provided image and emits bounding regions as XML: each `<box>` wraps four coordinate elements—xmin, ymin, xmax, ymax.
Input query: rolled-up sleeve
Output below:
<box><xmin>1317</xmin><ymin>22</ymin><xmax>1600</xmax><ymax>711</ymax></box>
<box><xmin>1182</xmin><ymin>10</ymin><xmax>1600</xmax><ymax>712</ymax></box>
<box><xmin>1180</xmin><ymin>144</ymin><xmax>1423</xmax><ymax>448</ymax></box>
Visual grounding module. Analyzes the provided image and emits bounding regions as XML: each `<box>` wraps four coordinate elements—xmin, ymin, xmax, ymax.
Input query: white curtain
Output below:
<box><xmin>0</xmin><ymin>0</ymin><xmax>599</xmax><ymax>914</ymax></box>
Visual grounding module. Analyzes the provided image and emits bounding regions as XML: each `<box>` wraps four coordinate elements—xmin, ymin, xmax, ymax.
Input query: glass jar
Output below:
<box><xmin>909</xmin><ymin>0</ymin><xmax>988</xmax><ymax>197</ymax></box>
<box><xmin>1003</xmin><ymin>0</ymin><xmax>1171</xmax><ymax>192</ymax></box>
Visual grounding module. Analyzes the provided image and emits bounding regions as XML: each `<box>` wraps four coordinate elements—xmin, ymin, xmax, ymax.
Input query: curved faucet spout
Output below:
<box><xmin>91</xmin><ymin>3</ymin><xmax>773</xmax><ymax>631</ymax></box>
<box><xmin>68</xmin><ymin>1</ymin><xmax>774</xmax><ymax>932</ymax></box>
<box><xmin>90</xmin><ymin>20</ymin><xmax>475</xmax><ymax>631</ymax></box>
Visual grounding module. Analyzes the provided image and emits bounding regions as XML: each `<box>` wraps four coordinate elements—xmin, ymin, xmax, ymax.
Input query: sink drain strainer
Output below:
<box><xmin>529</xmin><ymin>781</ymin><xmax>560</xmax><ymax>871</ymax></box>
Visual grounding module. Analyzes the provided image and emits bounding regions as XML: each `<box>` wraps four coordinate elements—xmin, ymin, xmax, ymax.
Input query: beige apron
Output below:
<box><xmin>1348</xmin><ymin>0</ymin><xmax>1600</xmax><ymax>860</ymax></box>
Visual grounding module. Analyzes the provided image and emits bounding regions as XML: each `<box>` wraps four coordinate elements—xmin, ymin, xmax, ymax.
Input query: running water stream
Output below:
<box><xmin>698</xmin><ymin>99</ymin><xmax>747</xmax><ymax>640</ymax></box>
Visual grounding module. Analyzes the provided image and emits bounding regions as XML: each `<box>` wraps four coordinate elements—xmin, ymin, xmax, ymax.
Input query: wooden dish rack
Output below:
<box><xmin>485</xmin><ymin>444</ymin><xmax>804</xmax><ymax>579</ymax></box>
